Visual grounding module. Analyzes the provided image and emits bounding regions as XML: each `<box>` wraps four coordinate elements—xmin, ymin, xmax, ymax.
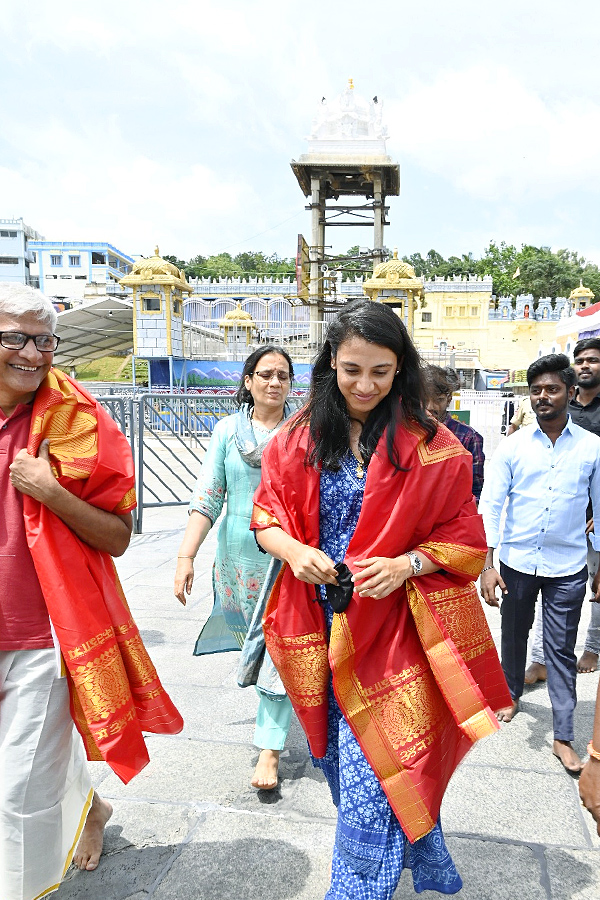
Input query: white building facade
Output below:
<box><xmin>0</xmin><ymin>218</ymin><xmax>43</xmax><ymax>286</ymax></box>
<box><xmin>30</xmin><ymin>241</ymin><xmax>134</xmax><ymax>301</ymax></box>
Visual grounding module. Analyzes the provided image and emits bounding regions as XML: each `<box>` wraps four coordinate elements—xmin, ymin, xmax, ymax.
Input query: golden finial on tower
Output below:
<box><xmin>154</xmin><ymin>245</ymin><xmax>160</xmax><ymax>257</ymax></box>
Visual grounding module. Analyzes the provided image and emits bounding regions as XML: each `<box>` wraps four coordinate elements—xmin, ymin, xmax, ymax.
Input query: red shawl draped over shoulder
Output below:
<box><xmin>251</xmin><ymin>418</ymin><xmax>511</xmax><ymax>842</ymax></box>
<box><xmin>23</xmin><ymin>369</ymin><xmax>183</xmax><ymax>784</ymax></box>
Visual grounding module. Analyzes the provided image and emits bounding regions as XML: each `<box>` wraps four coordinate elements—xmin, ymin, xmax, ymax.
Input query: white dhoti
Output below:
<box><xmin>0</xmin><ymin>649</ymin><xmax>93</xmax><ymax>900</ymax></box>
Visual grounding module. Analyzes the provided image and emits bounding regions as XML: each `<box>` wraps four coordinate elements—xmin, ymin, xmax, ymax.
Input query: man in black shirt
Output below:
<box><xmin>570</xmin><ymin>339</ymin><xmax>600</xmax><ymax>438</ymax></box>
<box><xmin>526</xmin><ymin>338</ymin><xmax>600</xmax><ymax>682</ymax></box>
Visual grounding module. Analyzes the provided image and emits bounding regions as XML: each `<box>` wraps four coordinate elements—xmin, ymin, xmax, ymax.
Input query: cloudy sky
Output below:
<box><xmin>2</xmin><ymin>0</ymin><xmax>600</xmax><ymax>267</ymax></box>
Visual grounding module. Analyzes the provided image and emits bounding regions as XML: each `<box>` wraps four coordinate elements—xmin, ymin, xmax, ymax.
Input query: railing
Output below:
<box><xmin>97</xmin><ymin>389</ymin><xmax>514</xmax><ymax>531</ymax></box>
<box><xmin>458</xmin><ymin>391</ymin><xmax>515</xmax><ymax>458</ymax></box>
<box><xmin>97</xmin><ymin>393</ymin><xmax>305</xmax><ymax>532</ymax></box>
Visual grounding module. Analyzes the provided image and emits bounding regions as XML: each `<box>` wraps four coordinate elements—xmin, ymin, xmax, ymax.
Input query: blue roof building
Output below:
<box><xmin>30</xmin><ymin>240</ymin><xmax>134</xmax><ymax>300</ymax></box>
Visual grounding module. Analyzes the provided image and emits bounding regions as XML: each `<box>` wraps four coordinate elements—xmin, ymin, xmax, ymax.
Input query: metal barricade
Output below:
<box><xmin>458</xmin><ymin>390</ymin><xmax>514</xmax><ymax>459</ymax></box>
<box><xmin>98</xmin><ymin>393</ymin><xmax>304</xmax><ymax>532</ymax></box>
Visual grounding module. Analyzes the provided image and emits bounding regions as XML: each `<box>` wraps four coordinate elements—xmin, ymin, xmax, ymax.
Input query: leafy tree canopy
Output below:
<box><xmin>165</xmin><ymin>250</ymin><xmax>296</xmax><ymax>280</ymax></box>
<box><xmin>404</xmin><ymin>241</ymin><xmax>600</xmax><ymax>303</ymax></box>
<box><xmin>167</xmin><ymin>243</ymin><xmax>600</xmax><ymax>304</ymax></box>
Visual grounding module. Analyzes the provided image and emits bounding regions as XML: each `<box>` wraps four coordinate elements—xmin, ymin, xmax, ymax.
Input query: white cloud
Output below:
<box><xmin>388</xmin><ymin>66</ymin><xmax>600</xmax><ymax>202</ymax></box>
<box><xmin>0</xmin><ymin>113</ymin><xmax>262</xmax><ymax>257</ymax></box>
<box><xmin>3</xmin><ymin>1</ymin><xmax>600</xmax><ymax>263</ymax></box>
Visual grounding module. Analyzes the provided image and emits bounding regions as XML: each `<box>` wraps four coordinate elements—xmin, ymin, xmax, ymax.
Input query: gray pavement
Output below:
<box><xmin>57</xmin><ymin>504</ymin><xmax>600</xmax><ymax>900</ymax></box>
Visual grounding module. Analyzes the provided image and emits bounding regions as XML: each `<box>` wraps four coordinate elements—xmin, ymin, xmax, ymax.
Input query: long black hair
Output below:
<box><xmin>235</xmin><ymin>344</ymin><xmax>295</xmax><ymax>410</ymax></box>
<box><xmin>292</xmin><ymin>299</ymin><xmax>436</xmax><ymax>470</ymax></box>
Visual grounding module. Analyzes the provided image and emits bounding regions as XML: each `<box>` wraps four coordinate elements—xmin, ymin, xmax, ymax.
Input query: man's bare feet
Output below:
<box><xmin>577</xmin><ymin>651</ymin><xmax>599</xmax><ymax>674</ymax></box>
<box><xmin>496</xmin><ymin>699</ymin><xmax>519</xmax><ymax>723</ymax></box>
<box><xmin>73</xmin><ymin>792</ymin><xmax>113</xmax><ymax>871</ymax></box>
<box><xmin>524</xmin><ymin>662</ymin><xmax>547</xmax><ymax>684</ymax></box>
<box><xmin>553</xmin><ymin>739</ymin><xmax>584</xmax><ymax>774</ymax></box>
<box><xmin>251</xmin><ymin>749</ymin><xmax>280</xmax><ymax>790</ymax></box>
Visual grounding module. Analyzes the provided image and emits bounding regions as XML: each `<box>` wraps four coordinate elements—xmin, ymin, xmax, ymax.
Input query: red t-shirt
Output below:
<box><xmin>0</xmin><ymin>403</ymin><xmax>53</xmax><ymax>650</ymax></box>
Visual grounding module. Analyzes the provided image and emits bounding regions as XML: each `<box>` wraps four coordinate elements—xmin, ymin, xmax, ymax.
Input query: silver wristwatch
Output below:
<box><xmin>406</xmin><ymin>551</ymin><xmax>422</xmax><ymax>576</ymax></box>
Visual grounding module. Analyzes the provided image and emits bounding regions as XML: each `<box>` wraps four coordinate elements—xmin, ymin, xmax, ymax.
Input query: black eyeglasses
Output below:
<box><xmin>0</xmin><ymin>331</ymin><xmax>60</xmax><ymax>352</ymax></box>
<box><xmin>251</xmin><ymin>369</ymin><xmax>291</xmax><ymax>383</ymax></box>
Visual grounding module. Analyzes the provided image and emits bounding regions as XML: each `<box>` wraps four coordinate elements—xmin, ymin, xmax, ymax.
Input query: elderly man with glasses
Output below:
<box><xmin>0</xmin><ymin>284</ymin><xmax>182</xmax><ymax>900</ymax></box>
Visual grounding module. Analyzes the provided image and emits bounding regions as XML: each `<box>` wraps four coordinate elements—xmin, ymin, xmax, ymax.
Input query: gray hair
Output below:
<box><xmin>0</xmin><ymin>283</ymin><xmax>57</xmax><ymax>331</ymax></box>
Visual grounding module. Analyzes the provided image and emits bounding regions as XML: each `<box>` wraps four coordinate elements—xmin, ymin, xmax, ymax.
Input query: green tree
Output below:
<box><xmin>580</xmin><ymin>261</ymin><xmax>600</xmax><ymax>301</ymax></box>
<box><xmin>475</xmin><ymin>241</ymin><xmax>521</xmax><ymax>298</ymax></box>
<box><xmin>517</xmin><ymin>246</ymin><xmax>585</xmax><ymax>300</ymax></box>
<box><xmin>201</xmin><ymin>253</ymin><xmax>243</xmax><ymax>279</ymax></box>
<box><xmin>163</xmin><ymin>254</ymin><xmax>187</xmax><ymax>272</ymax></box>
<box><xmin>185</xmin><ymin>254</ymin><xmax>208</xmax><ymax>278</ymax></box>
<box><xmin>402</xmin><ymin>249</ymin><xmax>447</xmax><ymax>277</ymax></box>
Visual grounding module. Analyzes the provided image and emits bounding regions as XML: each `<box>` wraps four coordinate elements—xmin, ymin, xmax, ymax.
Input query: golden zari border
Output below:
<box><xmin>418</xmin><ymin>540</ymin><xmax>486</xmax><ymax>579</ymax></box>
<box><xmin>266</xmin><ymin>630</ymin><xmax>329</xmax><ymax>708</ymax></box>
<box><xmin>72</xmin><ymin>645</ymin><xmax>131</xmax><ymax>721</ymax></box>
<box><xmin>406</xmin><ymin>580</ymin><xmax>499</xmax><ymax>743</ymax></box>
<box><xmin>251</xmin><ymin>504</ymin><xmax>281</xmax><ymax>529</ymax></box>
<box><xmin>330</xmin><ymin>611</ymin><xmax>441</xmax><ymax>839</ymax></box>
<box><xmin>415</xmin><ymin>428</ymin><xmax>469</xmax><ymax>466</ymax></box>
<box><xmin>32</xmin><ymin>403</ymin><xmax>99</xmax><ymax>480</ymax></box>
<box><xmin>116</xmin><ymin>486</ymin><xmax>137</xmax><ymax>512</ymax></box>
<box><xmin>67</xmin><ymin>616</ymin><xmax>136</xmax><ymax>661</ymax></box>
<box><xmin>121</xmin><ymin>633</ymin><xmax>160</xmax><ymax>688</ymax></box>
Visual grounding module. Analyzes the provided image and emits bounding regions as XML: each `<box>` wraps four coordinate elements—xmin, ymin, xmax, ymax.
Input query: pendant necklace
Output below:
<box><xmin>351</xmin><ymin>451</ymin><xmax>365</xmax><ymax>479</ymax></box>
<box><xmin>350</xmin><ymin>422</ymin><xmax>365</xmax><ymax>478</ymax></box>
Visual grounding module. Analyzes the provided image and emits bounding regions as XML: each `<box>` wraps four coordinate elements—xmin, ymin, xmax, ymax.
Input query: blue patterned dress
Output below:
<box><xmin>316</xmin><ymin>452</ymin><xmax>462</xmax><ymax>899</ymax></box>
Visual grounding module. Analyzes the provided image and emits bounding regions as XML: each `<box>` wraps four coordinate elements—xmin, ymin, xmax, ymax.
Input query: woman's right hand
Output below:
<box><xmin>286</xmin><ymin>544</ymin><xmax>338</xmax><ymax>585</ymax></box>
<box><xmin>174</xmin><ymin>558</ymin><xmax>195</xmax><ymax>606</ymax></box>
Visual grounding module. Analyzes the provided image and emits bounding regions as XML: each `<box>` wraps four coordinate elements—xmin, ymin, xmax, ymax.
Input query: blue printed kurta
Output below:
<box><xmin>316</xmin><ymin>452</ymin><xmax>462</xmax><ymax>899</ymax></box>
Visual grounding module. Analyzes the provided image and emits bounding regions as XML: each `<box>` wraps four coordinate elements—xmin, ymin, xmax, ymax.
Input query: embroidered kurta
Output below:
<box><xmin>191</xmin><ymin>413</ymin><xmax>278</xmax><ymax>651</ymax></box>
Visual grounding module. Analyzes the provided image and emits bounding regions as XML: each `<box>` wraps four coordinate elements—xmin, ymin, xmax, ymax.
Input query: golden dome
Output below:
<box><xmin>362</xmin><ymin>248</ymin><xmax>424</xmax><ymax>303</ymax></box>
<box><xmin>569</xmin><ymin>279</ymin><xmax>595</xmax><ymax>301</ymax></box>
<box><xmin>219</xmin><ymin>302</ymin><xmax>255</xmax><ymax>328</ymax></box>
<box><xmin>372</xmin><ymin>249</ymin><xmax>417</xmax><ymax>281</ymax></box>
<box><xmin>119</xmin><ymin>246</ymin><xmax>192</xmax><ymax>293</ymax></box>
<box><xmin>129</xmin><ymin>246</ymin><xmax>183</xmax><ymax>280</ymax></box>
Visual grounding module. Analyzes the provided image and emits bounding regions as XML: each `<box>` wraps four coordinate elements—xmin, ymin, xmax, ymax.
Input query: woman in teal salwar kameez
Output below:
<box><xmin>174</xmin><ymin>345</ymin><xmax>294</xmax><ymax>790</ymax></box>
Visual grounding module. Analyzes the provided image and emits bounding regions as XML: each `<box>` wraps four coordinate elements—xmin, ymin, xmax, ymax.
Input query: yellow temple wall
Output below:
<box><xmin>415</xmin><ymin>287</ymin><xmax>558</xmax><ymax>370</ymax></box>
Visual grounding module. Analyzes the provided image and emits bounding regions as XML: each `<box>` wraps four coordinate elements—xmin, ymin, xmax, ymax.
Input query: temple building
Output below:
<box><xmin>555</xmin><ymin>282</ymin><xmax>599</xmax><ymax>355</ymax></box>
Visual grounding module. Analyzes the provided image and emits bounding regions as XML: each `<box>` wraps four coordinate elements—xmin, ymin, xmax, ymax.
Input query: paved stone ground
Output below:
<box><xmin>57</xmin><ymin>504</ymin><xmax>600</xmax><ymax>900</ymax></box>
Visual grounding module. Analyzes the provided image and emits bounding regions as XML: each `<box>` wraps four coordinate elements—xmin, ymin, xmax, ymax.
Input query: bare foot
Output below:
<box><xmin>251</xmin><ymin>749</ymin><xmax>280</xmax><ymax>790</ymax></box>
<box><xmin>553</xmin><ymin>739</ymin><xmax>584</xmax><ymax>774</ymax></box>
<box><xmin>73</xmin><ymin>792</ymin><xmax>113</xmax><ymax>871</ymax></box>
<box><xmin>524</xmin><ymin>662</ymin><xmax>547</xmax><ymax>684</ymax></box>
<box><xmin>496</xmin><ymin>699</ymin><xmax>519</xmax><ymax>722</ymax></box>
<box><xmin>577</xmin><ymin>651</ymin><xmax>599</xmax><ymax>674</ymax></box>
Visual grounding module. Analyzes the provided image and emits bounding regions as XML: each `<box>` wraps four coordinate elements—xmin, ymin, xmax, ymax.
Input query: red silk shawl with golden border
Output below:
<box><xmin>251</xmin><ymin>418</ymin><xmax>511</xmax><ymax>842</ymax></box>
<box><xmin>22</xmin><ymin>369</ymin><xmax>183</xmax><ymax>784</ymax></box>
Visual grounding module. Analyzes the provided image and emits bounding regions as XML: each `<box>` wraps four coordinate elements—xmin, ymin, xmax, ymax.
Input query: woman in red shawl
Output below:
<box><xmin>251</xmin><ymin>300</ymin><xmax>510</xmax><ymax>899</ymax></box>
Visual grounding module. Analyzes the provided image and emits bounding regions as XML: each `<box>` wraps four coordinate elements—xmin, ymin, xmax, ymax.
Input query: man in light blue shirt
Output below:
<box><xmin>480</xmin><ymin>353</ymin><xmax>600</xmax><ymax>774</ymax></box>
